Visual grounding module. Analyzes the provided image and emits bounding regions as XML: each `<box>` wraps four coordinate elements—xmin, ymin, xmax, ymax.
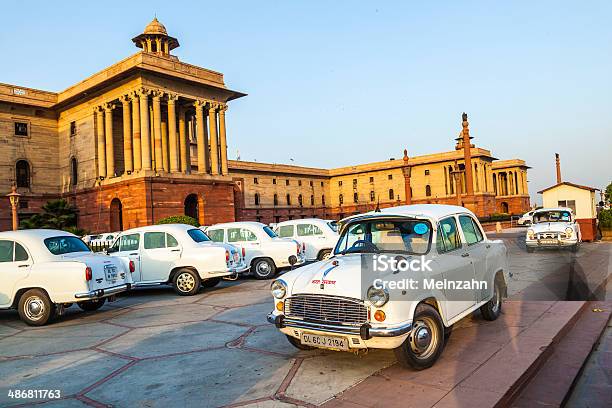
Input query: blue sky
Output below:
<box><xmin>2</xmin><ymin>1</ymin><xmax>611</xmax><ymax>203</ymax></box>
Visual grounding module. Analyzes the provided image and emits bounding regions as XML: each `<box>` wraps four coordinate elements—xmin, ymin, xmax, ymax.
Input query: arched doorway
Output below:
<box><xmin>185</xmin><ymin>194</ymin><xmax>199</xmax><ymax>220</ymax></box>
<box><xmin>110</xmin><ymin>198</ymin><xmax>123</xmax><ymax>231</ymax></box>
<box><xmin>500</xmin><ymin>202</ymin><xmax>509</xmax><ymax>213</ymax></box>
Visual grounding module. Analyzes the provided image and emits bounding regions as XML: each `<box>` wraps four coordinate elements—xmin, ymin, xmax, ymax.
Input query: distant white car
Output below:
<box><xmin>83</xmin><ymin>232</ymin><xmax>119</xmax><ymax>247</ymax></box>
<box><xmin>526</xmin><ymin>207</ymin><xmax>581</xmax><ymax>252</ymax></box>
<box><xmin>107</xmin><ymin>224</ymin><xmax>248</xmax><ymax>295</ymax></box>
<box><xmin>273</xmin><ymin>218</ymin><xmax>339</xmax><ymax>261</ymax></box>
<box><xmin>0</xmin><ymin>229</ymin><xmax>133</xmax><ymax>326</ymax></box>
<box><xmin>517</xmin><ymin>210</ymin><xmax>535</xmax><ymax>226</ymax></box>
<box><xmin>204</xmin><ymin>222</ymin><xmax>305</xmax><ymax>279</ymax></box>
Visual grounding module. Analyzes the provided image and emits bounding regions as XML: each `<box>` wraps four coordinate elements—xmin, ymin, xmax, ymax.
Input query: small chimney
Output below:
<box><xmin>555</xmin><ymin>153</ymin><xmax>562</xmax><ymax>184</ymax></box>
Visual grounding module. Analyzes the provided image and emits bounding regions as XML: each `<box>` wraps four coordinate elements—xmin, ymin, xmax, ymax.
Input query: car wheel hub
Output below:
<box><xmin>177</xmin><ymin>273</ymin><xmax>195</xmax><ymax>292</ymax></box>
<box><xmin>25</xmin><ymin>297</ymin><xmax>45</xmax><ymax>320</ymax></box>
<box><xmin>409</xmin><ymin>318</ymin><xmax>437</xmax><ymax>359</ymax></box>
<box><xmin>257</xmin><ymin>263</ymin><xmax>271</xmax><ymax>275</ymax></box>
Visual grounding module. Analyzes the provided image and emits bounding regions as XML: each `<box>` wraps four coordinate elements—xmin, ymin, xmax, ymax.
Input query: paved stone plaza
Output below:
<box><xmin>1</xmin><ymin>231</ymin><xmax>610</xmax><ymax>408</ymax></box>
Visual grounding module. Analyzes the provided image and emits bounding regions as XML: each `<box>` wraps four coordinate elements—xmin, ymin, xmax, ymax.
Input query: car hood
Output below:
<box><xmin>282</xmin><ymin>254</ymin><xmax>366</xmax><ymax>299</ymax></box>
<box><xmin>530</xmin><ymin>222</ymin><xmax>572</xmax><ymax>234</ymax></box>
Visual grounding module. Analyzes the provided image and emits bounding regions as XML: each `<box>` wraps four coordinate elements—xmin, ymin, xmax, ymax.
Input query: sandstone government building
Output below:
<box><xmin>0</xmin><ymin>19</ymin><xmax>530</xmax><ymax>232</ymax></box>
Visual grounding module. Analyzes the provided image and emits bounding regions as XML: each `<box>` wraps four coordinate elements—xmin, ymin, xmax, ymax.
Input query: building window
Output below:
<box><xmin>16</xmin><ymin>160</ymin><xmax>30</xmax><ymax>188</ymax></box>
<box><xmin>70</xmin><ymin>157</ymin><xmax>78</xmax><ymax>186</ymax></box>
<box><xmin>272</xmin><ymin>178</ymin><xmax>276</xmax><ymax>185</ymax></box>
<box><xmin>558</xmin><ymin>200</ymin><xmax>577</xmax><ymax>213</ymax></box>
<box><xmin>388</xmin><ymin>174</ymin><xmax>393</xmax><ymax>180</ymax></box>
<box><xmin>298</xmin><ymin>194</ymin><xmax>303</xmax><ymax>207</ymax></box>
<box><xmin>338</xmin><ymin>181</ymin><xmax>343</xmax><ymax>186</ymax></box>
<box><xmin>339</xmin><ymin>194</ymin><xmax>344</xmax><ymax>205</ymax></box>
<box><xmin>286</xmin><ymin>194</ymin><xmax>291</xmax><ymax>205</ymax></box>
<box><xmin>388</xmin><ymin>189</ymin><xmax>394</xmax><ymax>200</ymax></box>
<box><xmin>320</xmin><ymin>181</ymin><xmax>324</xmax><ymax>187</ymax></box>
<box><xmin>15</xmin><ymin>122</ymin><xmax>28</xmax><ymax>137</ymax></box>
<box><xmin>254</xmin><ymin>193</ymin><xmax>260</xmax><ymax>205</ymax></box>
<box><xmin>310</xmin><ymin>195</ymin><xmax>314</xmax><ymax>205</ymax></box>
<box><xmin>352</xmin><ymin>179</ymin><xmax>357</xmax><ymax>187</ymax></box>
<box><xmin>425</xmin><ymin>169</ymin><xmax>430</xmax><ymax>176</ymax></box>
<box><xmin>70</xmin><ymin>121</ymin><xmax>77</xmax><ymax>137</ymax></box>
<box><xmin>273</xmin><ymin>194</ymin><xmax>278</xmax><ymax>206</ymax></box>
<box><xmin>370</xmin><ymin>191</ymin><xmax>375</xmax><ymax>202</ymax></box>
<box><xmin>298</xmin><ymin>180</ymin><xmax>302</xmax><ymax>186</ymax></box>
<box><xmin>286</xmin><ymin>179</ymin><xmax>290</xmax><ymax>186</ymax></box>
<box><xmin>369</xmin><ymin>176</ymin><xmax>374</xmax><ymax>183</ymax></box>
<box><xmin>322</xmin><ymin>195</ymin><xmax>326</xmax><ymax>205</ymax></box>
<box><xmin>353</xmin><ymin>192</ymin><xmax>358</xmax><ymax>203</ymax></box>
<box><xmin>309</xmin><ymin>180</ymin><xmax>313</xmax><ymax>187</ymax></box>
<box><xmin>254</xmin><ymin>177</ymin><xmax>259</xmax><ymax>184</ymax></box>
<box><xmin>425</xmin><ymin>185</ymin><xmax>432</xmax><ymax>197</ymax></box>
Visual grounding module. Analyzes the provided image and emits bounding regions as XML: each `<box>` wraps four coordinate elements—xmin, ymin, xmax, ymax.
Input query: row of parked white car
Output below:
<box><xmin>0</xmin><ymin>219</ymin><xmax>340</xmax><ymax>326</ymax></box>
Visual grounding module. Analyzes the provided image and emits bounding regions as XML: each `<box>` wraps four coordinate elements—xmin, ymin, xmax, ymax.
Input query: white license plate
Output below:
<box><xmin>104</xmin><ymin>265</ymin><xmax>118</xmax><ymax>281</ymax></box>
<box><xmin>301</xmin><ymin>333</ymin><xmax>349</xmax><ymax>351</ymax></box>
<box><xmin>540</xmin><ymin>239</ymin><xmax>558</xmax><ymax>245</ymax></box>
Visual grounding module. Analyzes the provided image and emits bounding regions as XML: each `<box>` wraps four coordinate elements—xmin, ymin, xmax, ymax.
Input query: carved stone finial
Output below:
<box><xmin>403</xmin><ymin>149</ymin><xmax>409</xmax><ymax>162</ymax></box>
<box><xmin>462</xmin><ymin>112</ymin><xmax>468</xmax><ymax>122</ymax></box>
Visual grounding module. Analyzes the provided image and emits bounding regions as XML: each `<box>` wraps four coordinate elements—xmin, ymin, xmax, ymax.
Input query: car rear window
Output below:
<box><xmin>44</xmin><ymin>236</ymin><xmax>91</xmax><ymax>255</ymax></box>
<box><xmin>188</xmin><ymin>229</ymin><xmax>210</xmax><ymax>243</ymax></box>
<box><xmin>277</xmin><ymin>225</ymin><xmax>294</xmax><ymax>238</ymax></box>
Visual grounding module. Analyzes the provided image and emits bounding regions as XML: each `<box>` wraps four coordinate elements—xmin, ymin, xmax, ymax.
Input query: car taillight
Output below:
<box><xmin>302</xmin><ymin>243</ymin><xmax>305</xmax><ymax>252</ymax></box>
<box><xmin>241</xmin><ymin>247</ymin><xmax>245</xmax><ymax>258</ymax></box>
<box><xmin>129</xmin><ymin>260</ymin><xmax>135</xmax><ymax>273</ymax></box>
<box><xmin>296</xmin><ymin>243</ymin><xmax>300</xmax><ymax>254</ymax></box>
<box><xmin>226</xmin><ymin>250</ymin><xmax>230</xmax><ymax>262</ymax></box>
<box><xmin>85</xmin><ymin>266</ymin><xmax>92</xmax><ymax>281</ymax></box>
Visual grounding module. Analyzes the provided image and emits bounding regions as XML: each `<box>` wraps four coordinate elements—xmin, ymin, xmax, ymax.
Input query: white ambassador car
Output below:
<box><xmin>274</xmin><ymin>218</ymin><xmax>339</xmax><ymax>261</ymax></box>
<box><xmin>526</xmin><ymin>207</ymin><xmax>581</xmax><ymax>253</ymax></box>
<box><xmin>204</xmin><ymin>222</ymin><xmax>305</xmax><ymax>279</ymax></box>
<box><xmin>268</xmin><ymin>205</ymin><xmax>508</xmax><ymax>370</ymax></box>
<box><xmin>0</xmin><ymin>229</ymin><xmax>132</xmax><ymax>326</ymax></box>
<box><xmin>107</xmin><ymin>224</ymin><xmax>247</xmax><ymax>296</ymax></box>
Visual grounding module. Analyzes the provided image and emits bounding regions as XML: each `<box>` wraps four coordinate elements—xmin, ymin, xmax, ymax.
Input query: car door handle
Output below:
<box><xmin>129</xmin><ymin>253</ymin><xmax>138</xmax><ymax>256</ymax></box>
<box><xmin>18</xmin><ymin>264</ymin><xmax>30</xmax><ymax>268</ymax></box>
<box><xmin>461</xmin><ymin>253</ymin><xmax>470</xmax><ymax>257</ymax></box>
<box><xmin>170</xmin><ymin>249</ymin><xmax>180</xmax><ymax>252</ymax></box>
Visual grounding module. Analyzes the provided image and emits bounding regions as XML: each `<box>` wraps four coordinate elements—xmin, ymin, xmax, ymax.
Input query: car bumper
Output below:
<box><xmin>526</xmin><ymin>238</ymin><xmax>578</xmax><ymax>248</ymax></box>
<box><xmin>267</xmin><ymin>312</ymin><xmax>413</xmax><ymax>340</ymax></box>
<box><xmin>75</xmin><ymin>283</ymin><xmax>131</xmax><ymax>299</ymax></box>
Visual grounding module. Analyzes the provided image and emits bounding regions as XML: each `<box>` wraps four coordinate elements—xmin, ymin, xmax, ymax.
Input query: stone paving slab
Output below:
<box><xmin>0</xmin><ymin>350</ymin><xmax>128</xmax><ymax>406</ymax></box>
<box><xmin>213</xmin><ymin>302</ymin><xmax>274</xmax><ymax>327</ymax></box>
<box><xmin>105</xmin><ymin>303</ymin><xmax>221</xmax><ymax>328</ymax></box>
<box><xmin>85</xmin><ymin>348</ymin><xmax>293</xmax><ymax>408</ymax></box>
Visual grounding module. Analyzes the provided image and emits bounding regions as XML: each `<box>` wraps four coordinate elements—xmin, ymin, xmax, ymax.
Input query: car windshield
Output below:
<box><xmin>334</xmin><ymin>218</ymin><xmax>432</xmax><ymax>255</ymax></box>
<box><xmin>44</xmin><ymin>236</ymin><xmax>91</xmax><ymax>255</ymax></box>
<box><xmin>533</xmin><ymin>211</ymin><xmax>571</xmax><ymax>223</ymax></box>
<box><xmin>327</xmin><ymin>221</ymin><xmax>338</xmax><ymax>232</ymax></box>
<box><xmin>263</xmin><ymin>226</ymin><xmax>277</xmax><ymax>238</ymax></box>
<box><xmin>188</xmin><ymin>229</ymin><xmax>211</xmax><ymax>243</ymax></box>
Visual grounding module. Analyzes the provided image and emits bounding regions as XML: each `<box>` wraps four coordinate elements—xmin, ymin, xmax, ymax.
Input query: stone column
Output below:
<box><xmin>120</xmin><ymin>95</ymin><xmax>133</xmax><ymax>173</ymax></box>
<box><xmin>208</xmin><ymin>102</ymin><xmax>219</xmax><ymax>175</ymax></box>
<box><xmin>195</xmin><ymin>100</ymin><xmax>209</xmax><ymax>174</ymax></box>
<box><xmin>152</xmin><ymin>92</ymin><xmax>163</xmax><ymax>171</ymax></box>
<box><xmin>178</xmin><ymin>105</ymin><xmax>189</xmax><ymax>173</ymax></box>
<box><xmin>131</xmin><ymin>92</ymin><xmax>142</xmax><ymax>171</ymax></box>
<box><xmin>139</xmin><ymin>90</ymin><xmax>152</xmax><ymax>170</ymax></box>
<box><xmin>95</xmin><ymin>107</ymin><xmax>106</xmax><ymax>178</ymax></box>
<box><xmin>218</xmin><ymin>104</ymin><xmax>229</xmax><ymax>175</ymax></box>
<box><xmin>161</xmin><ymin>120</ymin><xmax>169</xmax><ymax>171</ymax></box>
<box><xmin>104</xmin><ymin>103</ymin><xmax>115</xmax><ymax>177</ymax></box>
<box><xmin>167</xmin><ymin>94</ymin><xmax>179</xmax><ymax>172</ymax></box>
<box><xmin>402</xmin><ymin>150</ymin><xmax>412</xmax><ymax>205</ymax></box>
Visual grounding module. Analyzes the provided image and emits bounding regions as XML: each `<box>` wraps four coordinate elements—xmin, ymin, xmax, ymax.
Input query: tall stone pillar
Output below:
<box><xmin>178</xmin><ymin>105</ymin><xmax>189</xmax><ymax>173</ymax></box>
<box><xmin>104</xmin><ymin>103</ymin><xmax>115</xmax><ymax>177</ymax></box>
<box><xmin>195</xmin><ymin>101</ymin><xmax>209</xmax><ymax>174</ymax></box>
<box><xmin>208</xmin><ymin>103</ymin><xmax>219</xmax><ymax>175</ymax></box>
<box><xmin>402</xmin><ymin>150</ymin><xmax>412</xmax><ymax>205</ymax></box>
<box><xmin>139</xmin><ymin>90</ymin><xmax>152</xmax><ymax>170</ymax></box>
<box><xmin>219</xmin><ymin>104</ymin><xmax>229</xmax><ymax>175</ymax></box>
<box><xmin>167</xmin><ymin>94</ymin><xmax>179</xmax><ymax>172</ymax></box>
<box><xmin>152</xmin><ymin>93</ymin><xmax>163</xmax><ymax>171</ymax></box>
<box><xmin>95</xmin><ymin>107</ymin><xmax>106</xmax><ymax>178</ymax></box>
<box><xmin>131</xmin><ymin>92</ymin><xmax>142</xmax><ymax>171</ymax></box>
<box><xmin>461</xmin><ymin>113</ymin><xmax>474</xmax><ymax>196</ymax></box>
<box><xmin>120</xmin><ymin>95</ymin><xmax>133</xmax><ymax>173</ymax></box>
<box><xmin>161</xmin><ymin>120</ymin><xmax>169</xmax><ymax>171</ymax></box>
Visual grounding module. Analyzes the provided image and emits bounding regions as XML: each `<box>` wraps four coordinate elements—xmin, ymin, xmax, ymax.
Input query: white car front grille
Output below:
<box><xmin>284</xmin><ymin>294</ymin><xmax>368</xmax><ymax>325</ymax></box>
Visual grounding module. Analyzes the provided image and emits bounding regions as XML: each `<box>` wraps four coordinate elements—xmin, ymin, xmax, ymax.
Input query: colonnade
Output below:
<box><xmin>94</xmin><ymin>87</ymin><xmax>229</xmax><ymax>178</ymax></box>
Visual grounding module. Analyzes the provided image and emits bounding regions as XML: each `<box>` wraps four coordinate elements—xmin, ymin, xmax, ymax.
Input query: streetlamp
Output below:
<box><xmin>7</xmin><ymin>185</ymin><xmax>21</xmax><ymax>231</ymax></box>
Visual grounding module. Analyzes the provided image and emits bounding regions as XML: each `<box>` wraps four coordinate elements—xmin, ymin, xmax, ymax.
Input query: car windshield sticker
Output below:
<box><xmin>414</xmin><ymin>223</ymin><xmax>429</xmax><ymax>235</ymax></box>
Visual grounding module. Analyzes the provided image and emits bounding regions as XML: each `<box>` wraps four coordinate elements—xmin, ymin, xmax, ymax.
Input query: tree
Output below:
<box><xmin>156</xmin><ymin>215</ymin><xmax>200</xmax><ymax>227</ymax></box>
<box><xmin>20</xmin><ymin>199</ymin><xmax>86</xmax><ymax>235</ymax></box>
<box><xmin>605</xmin><ymin>181</ymin><xmax>612</xmax><ymax>205</ymax></box>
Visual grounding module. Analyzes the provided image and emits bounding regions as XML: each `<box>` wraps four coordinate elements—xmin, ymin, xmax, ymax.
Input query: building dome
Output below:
<box><xmin>143</xmin><ymin>17</ymin><xmax>167</xmax><ymax>35</ymax></box>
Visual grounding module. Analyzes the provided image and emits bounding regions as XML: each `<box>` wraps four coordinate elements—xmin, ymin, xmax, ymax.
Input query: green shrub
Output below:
<box><xmin>599</xmin><ymin>208</ymin><xmax>612</xmax><ymax>229</ymax></box>
<box><xmin>479</xmin><ymin>213</ymin><xmax>511</xmax><ymax>223</ymax></box>
<box><xmin>156</xmin><ymin>215</ymin><xmax>200</xmax><ymax>227</ymax></box>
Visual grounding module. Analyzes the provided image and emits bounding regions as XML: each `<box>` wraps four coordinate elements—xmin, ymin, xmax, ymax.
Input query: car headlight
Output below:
<box><xmin>367</xmin><ymin>285</ymin><xmax>389</xmax><ymax>307</ymax></box>
<box><xmin>565</xmin><ymin>227</ymin><xmax>573</xmax><ymax>237</ymax></box>
<box><xmin>527</xmin><ymin>229</ymin><xmax>534</xmax><ymax>238</ymax></box>
<box><xmin>270</xmin><ymin>280</ymin><xmax>287</xmax><ymax>299</ymax></box>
